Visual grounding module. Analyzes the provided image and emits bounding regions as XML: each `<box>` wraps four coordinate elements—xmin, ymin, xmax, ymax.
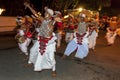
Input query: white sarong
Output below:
<box><xmin>64</xmin><ymin>32</ymin><xmax>89</xmax><ymax>59</ymax></box>
<box><xmin>88</xmin><ymin>30</ymin><xmax>98</xmax><ymax>49</ymax></box>
<box><xmin>28</xmin><ymin>33</ymin><xmax>57</xmax><ymax>71</ymax></box>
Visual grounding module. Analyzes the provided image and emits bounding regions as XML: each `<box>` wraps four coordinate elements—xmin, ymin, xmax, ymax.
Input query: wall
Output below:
<box><xmin>0</xmin><ymin>16</ymin><xmax>17</xmax><ymax>32</ymax></box>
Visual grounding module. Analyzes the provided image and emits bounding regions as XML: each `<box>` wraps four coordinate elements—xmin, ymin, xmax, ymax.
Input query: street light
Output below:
<box><xmin>98</xmin><ymin>6</ymin><xmax>102</xmax><ymax>11</ymax></box>
<box><xmin>0</xmin><ymin>8</ymin><xmax>5</xmax><ymax>15</ymax></box>
<box><xmin>78</xmin><ymin>7</ymin><xmax>83</xmax><ymax>12</ymax></box>
<box><xmin>64</xmin><ymin>15</ymin><xmax>69</xmax><ymax>19</ymax></box>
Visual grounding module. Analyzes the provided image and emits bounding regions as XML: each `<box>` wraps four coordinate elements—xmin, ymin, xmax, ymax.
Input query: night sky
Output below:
<box><xmin>30</xmin><ymin>0</ymin><xmax>42</xmax><ymax>10</ymax></box>
<box><xmin>29</xmin><ymin>0</ymin><xmax>120</xmax><ymax>8</ymax></box>
<box><xmin>111</xmin><ymin>0</ymin><xmax>120</xmax><ymax>8</ymax></box>
<box><xmin>0</xmin><ymin>0</ymin><xmax>119</xmax><ymax>16</ymax></box>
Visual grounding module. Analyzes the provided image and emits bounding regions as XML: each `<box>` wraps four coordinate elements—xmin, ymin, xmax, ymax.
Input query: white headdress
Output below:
<box><xmin>79</xmin><ymin>13</ymin><xmax>86</xmax><ymax>18</ymax></box>
<box><xmin>16</xmin><ymin>16</ymin><xmax>23</xmax><ymax>25</ymax></box>
<box><xmin>69</xmin><ymin>14</ymin><xmax>74</xmax><ymax>18</ymax></box>
<box><xmin>44</xmin><ymin>7</ymin><xmax>54</xmax><ymax>16</ymax></box>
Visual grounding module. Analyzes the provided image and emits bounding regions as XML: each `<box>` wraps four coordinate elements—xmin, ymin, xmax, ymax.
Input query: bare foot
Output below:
<box><xmin>52</xmin><ymin>71</ymin><xmax>57</xmax><ymax>77</ymax></box>
<box><xmin>18</xmin><ymin>52</ymin><xmax>23</xmax><ymax>55</ymax></box>
<box><xmin>25</xmin><ymin>63</ymin><xmax>33</xmax><ymax>67</ymax></box>
<box><xmin>91</xmin><ymin>49</ymin><xmax>96</xmax><ymax>52</ymax></box>
<box><xmin>61</xmin><ymin>55</ymin><xmax>67</xmax><ymax>60</ymax></box>
<box><xmin>107</xmin><ymin>44</ymin><xmax>112</xmax><ymax>46</ymax></box>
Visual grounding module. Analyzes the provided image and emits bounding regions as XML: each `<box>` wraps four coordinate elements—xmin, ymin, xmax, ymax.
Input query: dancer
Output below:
<box><xmin>15</xmin><ymin>16</ymin><xmax>32</xmax><ymax>60</ymax></box>
<box><xmin>53</xmin><ymin>11</ymin><xmax>63</xmax><ymax>48</ymax></box>
<box><xmin>105</xmin><ymin>17</ymin><xmax>118</xmax><ymax>46</ymax></box>
<box><xmin>24</xmin><ymin>2</ymin><xmax>57</xmax><ymax>77</ymax></box>
<box><xmin>65</xmin><ymin>14</ymin><xmax>76</xmax><ymax>43</ymax></box>
<box><xmin>88</xmin><ymin>19</ymin><xmax>99</xmax><ymax>51</ymax></box>
<box><xmin>62</xmin><ymin>14</ymin><xmax>89</xmax><ymax>60</ymax></box>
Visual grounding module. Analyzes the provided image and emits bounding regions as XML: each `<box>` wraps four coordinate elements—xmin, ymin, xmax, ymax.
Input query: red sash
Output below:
<box><xmin>25</xmin><ymin>31</ymin><xmax>32</xmax><ymax>38</ymax></box>
<box><xmin>38</xmin><ymin>36</ymin><xmax>53</xmax><ymax>55</ymax></box>
<box><xmin>76</xmin><ymin>33</ymin><xmax>86</xmax><ymax>45</ymax></box>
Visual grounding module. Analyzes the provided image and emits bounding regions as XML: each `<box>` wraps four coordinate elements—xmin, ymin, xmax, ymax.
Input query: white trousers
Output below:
<box><xmin>65</xmin><ymin>32</ymin><xmax>74</xmax><ymax>43</ymax></box>
<box><xmin>28</xmin><ymin>41</ymin><xmax>56</xmax><ymax>71</ymax></box>
<box><xmin>18</xmin><ymin>38</ymin><xmax>31</xmax><ymax>55</ymax></box>
<box><xmin>64</xmin><ymin>40</ymin><xmax>89</xmax><ymax>59</ymax></box>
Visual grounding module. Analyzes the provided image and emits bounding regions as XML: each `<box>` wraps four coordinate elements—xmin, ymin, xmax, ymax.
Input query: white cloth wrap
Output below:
<box><xmin>28</xmin><ymin>33</ymin><xmax>57</xmax><ymax>71</ymax></box>
<box><xmin>88</xmin><ymin>30</ymin><xmax>98</xmax><ymax>49</ymax></box>
<box><xmin>18</xmin><ymin>30</ymin><xmax>31</xmax><ymax>55</ymax></box>
<box><xmin>64</xmin><ymin>32</ymin><xmax>89</xmax><ymax>59</ymax></box>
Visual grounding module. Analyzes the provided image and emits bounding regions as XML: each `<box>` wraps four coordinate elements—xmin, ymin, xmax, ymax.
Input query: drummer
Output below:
<box><xmin>15</xmin><ymin>16</ymin><xmax>32</xmax><ymax>60</ymax></box>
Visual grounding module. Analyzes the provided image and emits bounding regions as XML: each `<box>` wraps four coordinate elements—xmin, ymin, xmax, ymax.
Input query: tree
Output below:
<box><xmin>0</xmin><ymin>0</ymin><xmax>112</xmax><ymax>16</ymax></box>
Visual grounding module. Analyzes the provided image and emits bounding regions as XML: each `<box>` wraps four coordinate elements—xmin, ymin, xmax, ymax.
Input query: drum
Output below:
<box><xmin>18</xmin><ymin>36</ymin><xmax>26</xmax><ymax>43</ymax></box>
<box><xmin>15</xmin><ymin>34</ymin><xmax>26</xmax><ymax>43</ymax></box>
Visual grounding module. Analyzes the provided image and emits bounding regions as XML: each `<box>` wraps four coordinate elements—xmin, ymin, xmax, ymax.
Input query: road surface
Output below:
<box><xmin>0</xmin><ymin>30</ymin><xmax>120</xmax><ymax>80</ymax></box>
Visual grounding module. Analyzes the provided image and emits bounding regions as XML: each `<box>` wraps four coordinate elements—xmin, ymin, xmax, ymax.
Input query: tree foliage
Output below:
<box><xmin>0</xmin><ymin>0</ymin><xmax>111</xmax><ymax>16</ymax></box>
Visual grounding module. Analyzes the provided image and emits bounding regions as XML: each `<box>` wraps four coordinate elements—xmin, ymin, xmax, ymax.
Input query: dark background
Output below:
<box><xmin>0</xmin><ymin>0</ymin><xmax>120</xmax><ymax>16</ymax></box>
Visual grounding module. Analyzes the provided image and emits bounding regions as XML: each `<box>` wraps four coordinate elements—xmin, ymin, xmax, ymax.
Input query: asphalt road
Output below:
<box><xmin>0</xmin><ymin>30</ymin><xmax>120</xmax><ymax>80</ymax></box>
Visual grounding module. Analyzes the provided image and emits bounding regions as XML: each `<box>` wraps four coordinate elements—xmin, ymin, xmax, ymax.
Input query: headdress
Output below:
<box><xmin>79</xmin><ymin>13</ymin><xmax>86</xmax><ymax>18</ymax></box>
<box><xmin>16</xmin><ymin>16</ymin><xmax>23</xmax><ymax>23</ymax></box>
<box><xmin>44</xmin><ymin>7</ymin><xmax>54</xmax><ymax>16</ymax></box>
<box><xmin>53</xmin><ymin>11</ymin><xmax>62</xmax><ymax>17</ymax></box>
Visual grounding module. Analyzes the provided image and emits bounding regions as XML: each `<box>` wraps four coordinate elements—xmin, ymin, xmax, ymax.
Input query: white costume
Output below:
<box><xmin>88</xmin><ymin>21</ymin><xmax>99</xmax><ymax>50</ymax></box>
<box><xmin>65</xmin><ymin>25</ymin><xmax>75</xmax><ymax>43</ymax></box>
<box><xmin>64</xmin><ymin>32</ymin><xmax>89</xmax><ymax>59</ymax></box>
<box><xmin>88</xmin><ymin>29</ymin><xmax>98</xmax><ymax>49</ymax></box>
<box><xmin>55</xmin><ymin>32</ymin><xmax>62</xmax><ymax>47</ymax></box>
<box><xmin>24</xmin><ymin>4</ymin><xmax>57</xmax><ymax>76</ymax></box>
<box><xmin>28</xmin><ymin>8</ymin><xmax>57</xmax><ymax>71</ymax></box>
<box><xmin>105</xmin><ymin>27</ymin><xmax>117</xmax><ymax>45</ymax></box>
<box><xmin>65</xmin><ymin>32</ymin><xmax>74</xmax><ymax>42</ymax></box>
<box><xmin>63</xmin><ymin>16</ymin><xmax>89</xmax><ymax>59</ymax></box>
<box><xmin>28</xmin><ymin>33</ymin><xmax>57</xmax><ymax>71</ymax></box>
<box><xmin>53</xmin><ymin>20</ymin><xmax>63</xmax><ymax>48</ymax></box>
<box><xmin>53</xmin><ymin>11</ymin><xmax>63</xmax><ymax>48</ymax></box>
<box><xmin>17</xmin><ymin>29</ymin><xmax>31</xmax><ymax>55</ymax></box>
<box><xmin>65</xmin><ymin>14</ymin><xmax>76</xmax><ymax>43</ymax></box>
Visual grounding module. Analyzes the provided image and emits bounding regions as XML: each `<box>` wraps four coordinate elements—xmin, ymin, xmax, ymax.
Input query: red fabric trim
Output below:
<box><xmin>69</xmin><ymin>25</ymin><xmax>75</xmax><ymax>30</ymax></box>
<box><xmin>25</xmin><ymin>31</ymin><xmax>32</xmax><ymax>38</ymax></box>
<box><xmin>38</xmin><ymin>36</ymin><xmax>53</xmax><ymax>55</ymax></box>
<box><xmin>109</xmin><ymin>28</ymin><xmax>116</xmax><ymax>32</ymax></box>
<box><xmin>89</xmin><ymin>27</ymin><xmax>96</xmax><ymax>36</ymax></box>
<box><xmin>76</xmin><ymin>33</ymin><xmax>86</xmax><ymax>45</ymax></box>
